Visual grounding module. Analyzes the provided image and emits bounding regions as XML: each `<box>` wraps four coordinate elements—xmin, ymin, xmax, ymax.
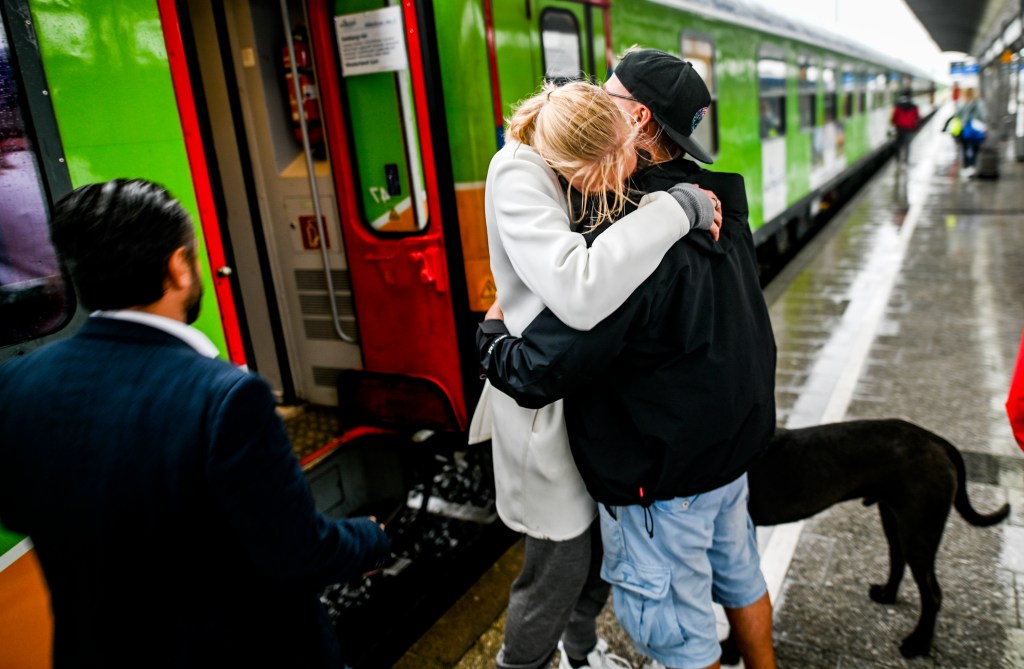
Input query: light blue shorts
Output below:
<box><xmin>598</xmin><ymin>474</ymin><xmax>766</xmax><ymax>669</ymax></box>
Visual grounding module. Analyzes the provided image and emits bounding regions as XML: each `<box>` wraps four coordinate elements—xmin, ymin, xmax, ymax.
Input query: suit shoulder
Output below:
<box><xmin>179</xmin><ymin>354</ymin><xmax>254</xmax><ymax>392</ymax></box>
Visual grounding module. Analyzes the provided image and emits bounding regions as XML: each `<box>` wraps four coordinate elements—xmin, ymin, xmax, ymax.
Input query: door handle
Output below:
<box><xmin>409</xmin><ymin>251</ymin><xmax>435</xmax><ymax>284</ymax></box>
<box><xmin>408</xmin><ymin>249</ymin><xmax>448</xmax><ymax>292</ymax></box>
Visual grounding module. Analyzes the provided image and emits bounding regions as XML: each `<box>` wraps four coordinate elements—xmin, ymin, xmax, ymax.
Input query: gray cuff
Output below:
<box><xmin>667</xmin><ymin>183</ymin><xmax>714</xmax><ymax>231</ymax></box>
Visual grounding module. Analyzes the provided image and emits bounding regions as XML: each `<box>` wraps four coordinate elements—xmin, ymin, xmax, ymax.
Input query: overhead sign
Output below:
<box><xmin>335</xmin><ymin>6</ymin><xmax>408</xmax><ymax>77</ymax></box>
<box><xmin>950</xmin><ymin>62</ymin><xmax>979</xmax><ymax>75</ymax></box>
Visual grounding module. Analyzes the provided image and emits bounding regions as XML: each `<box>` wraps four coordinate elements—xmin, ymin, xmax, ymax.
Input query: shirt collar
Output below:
<box><xmin>92</xmin><ymin>310</ymin><xmax>221</xmax><ymax>359</ymax></box>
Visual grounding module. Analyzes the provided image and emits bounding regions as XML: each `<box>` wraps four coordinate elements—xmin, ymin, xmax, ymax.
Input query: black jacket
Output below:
<box><xmin>478</xmin><ymin>166</ymin><xmax>776</xmax><ymax>505</ymax></box>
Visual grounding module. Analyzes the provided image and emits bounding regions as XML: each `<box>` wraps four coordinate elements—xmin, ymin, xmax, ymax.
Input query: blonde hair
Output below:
<box><xmin>507</xmin><ymin>80</ymin><xmax>639</xmax><ymax>227</ymax></box>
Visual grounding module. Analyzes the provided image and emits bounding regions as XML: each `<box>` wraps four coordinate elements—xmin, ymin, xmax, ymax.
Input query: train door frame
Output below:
<box><xmin>157</xmin><ymin>0</ymin><xmax>250</xmax><ymax>366</ymax></box>
<box><xmin>175</xmin><ymin>0</ymin><xmax>299</xmax><ymax>400</ymax></box>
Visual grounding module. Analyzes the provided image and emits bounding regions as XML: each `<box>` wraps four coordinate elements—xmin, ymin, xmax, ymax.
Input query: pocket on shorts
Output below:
<box><xmin>602</xmin><ymin>557</ymin><xmax>686</xmax><ymax>651</ymax></box>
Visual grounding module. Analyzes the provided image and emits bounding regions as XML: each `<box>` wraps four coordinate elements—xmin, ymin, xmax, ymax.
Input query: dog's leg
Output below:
<box><xmin>897</xmin><ymin>506</ymin><xmax>949</xmax><ymax>658</ymax></box>
<box><xmin>869</xmin><ymin>504</ymin><xmax>904</xmax><ymax>604</ymax></box>
<box><xmin>899</xmin><ymin>553</ymin><xmax>942</xmax><ymax>658</ymax></box>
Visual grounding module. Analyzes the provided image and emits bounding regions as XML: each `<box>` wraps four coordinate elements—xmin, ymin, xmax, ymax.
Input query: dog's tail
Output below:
<box><xmin>938</xmin><ymin>432</ymin><xmax>1011</xmax><ymax>526</ymax></box>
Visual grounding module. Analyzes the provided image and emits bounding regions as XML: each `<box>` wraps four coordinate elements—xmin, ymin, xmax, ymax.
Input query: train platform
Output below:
<box><xmin>397</xmin><ymin>107</ymin><xmax>1024</xmax><ymax>669</ymax></box>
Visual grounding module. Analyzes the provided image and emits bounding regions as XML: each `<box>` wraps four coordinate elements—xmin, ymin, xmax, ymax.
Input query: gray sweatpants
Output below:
<box><xmin>496</xmin><ymin>520</ymin><xmax>610</xmax><ymax>669</ymax></box>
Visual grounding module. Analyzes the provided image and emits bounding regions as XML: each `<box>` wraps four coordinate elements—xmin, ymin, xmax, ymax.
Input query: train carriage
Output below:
<box><xmin>0</xmin><ymin>0</ymin><xmax>935</xmax><ymax>665</ymax></box>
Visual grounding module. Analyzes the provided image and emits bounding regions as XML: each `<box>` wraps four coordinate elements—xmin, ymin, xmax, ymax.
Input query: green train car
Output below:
<box><xmin>0</xmin><ymin>0</ymin><xmax>935</xmax><ymax>665</ymax></box>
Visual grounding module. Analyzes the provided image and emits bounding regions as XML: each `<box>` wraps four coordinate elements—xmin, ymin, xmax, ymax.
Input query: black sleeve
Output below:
<box><xmin>207</xmin><ymin>374</ymin><xmax>390</xmax><ymax>588</ymax></box>
<box><xmin>477</xmin><ymin>295</ymin><xmax>646</xmax><ymax>409</ymax></box>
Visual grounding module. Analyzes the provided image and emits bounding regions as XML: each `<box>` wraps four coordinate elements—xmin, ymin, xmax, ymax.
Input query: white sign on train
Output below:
<box><xmin>335</xmin><ymin>6</ymin><xmax>407</xmax><ymax>77</ymax></box>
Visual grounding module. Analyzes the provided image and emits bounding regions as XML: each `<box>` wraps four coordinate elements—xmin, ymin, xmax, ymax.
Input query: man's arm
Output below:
<box><xmin>477</xmin><ymin>292</ymin><xmax>647</xmax><ymax>409</ymax></box>
<box><xmin>207</xmin><ymin>374</ymin><xmax>390</xmax><ymax>588</ymax></box>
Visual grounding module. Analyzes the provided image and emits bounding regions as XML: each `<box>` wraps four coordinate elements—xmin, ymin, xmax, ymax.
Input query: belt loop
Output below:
<box><xmin>643</xmin><ymin>505</ymin><xmax>655</xmax><ymax>539</ymax></box>
<box><xmin>603</xmin><ymin>503</ymin><xmax>617</xmax><ymax>520</ymax></box>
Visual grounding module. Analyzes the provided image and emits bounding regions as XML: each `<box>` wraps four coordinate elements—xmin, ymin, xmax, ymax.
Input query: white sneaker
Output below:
<box><xmin>558</xmin><ymin>637</ymin><xmax>633</xmax><ymax>669</ymax></box>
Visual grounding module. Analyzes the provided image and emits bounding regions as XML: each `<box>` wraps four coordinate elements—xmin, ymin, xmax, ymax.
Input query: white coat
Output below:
<box><xmin>471</xmin><ymin>141</ymin><xmax>695</xmax><ymax>540</ymax></box>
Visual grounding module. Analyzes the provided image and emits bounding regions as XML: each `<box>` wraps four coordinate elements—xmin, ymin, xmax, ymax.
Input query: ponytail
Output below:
<box><xmin>506</xmin><ymin>84</ymin><xmax>551</xmax><ymax>145</ymax></box>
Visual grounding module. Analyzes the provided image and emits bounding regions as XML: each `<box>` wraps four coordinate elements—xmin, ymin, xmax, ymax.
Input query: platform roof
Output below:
<box><xmin>904</xmin><ymin>0</ymin><xmax>1010</xmax><ymax>55</ymax></box>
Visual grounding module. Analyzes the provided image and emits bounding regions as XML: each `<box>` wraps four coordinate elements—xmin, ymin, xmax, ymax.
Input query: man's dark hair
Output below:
<box><xmin>49</xmin><ymin>179</ymin><xmax>195</xmax><ymax>311</ymax></box>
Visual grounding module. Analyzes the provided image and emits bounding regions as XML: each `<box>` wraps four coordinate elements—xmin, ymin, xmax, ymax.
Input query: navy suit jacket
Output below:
<box><xmin>0</xmin><ymin>317</ymin><xmax>389</xmax><ymax>668</ymax></box>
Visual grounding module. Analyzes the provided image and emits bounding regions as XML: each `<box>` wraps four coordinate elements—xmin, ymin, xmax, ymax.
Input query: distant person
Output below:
<box><xmin>1008</xmin><ymin>328</ymin><xmax>1024</xmax><ymax>451</ymax></box>
<box><xmin>891</xmin><ymin>91</ymin><xmax>920</xmax><ymax>164</ymax></box>
<box><xmin>955</xmin><ymin>88</ymin><xmax>988</xmax><ymax>174</ymax></box>
<box><xmin>951</xmin><ymin>82</ymin><xmax>961</xmax><ymax>109</ymax></box>
<box><xmin>481</xmin><ymin>49</ymin><xmax>778</xmax><ymax>669</ymax></box>
<box><xmin>0</xmin><ymin>179</ymin><xmax>390</xmax><ymax>668</ymax></box>
<box><xmin>477</xmin><ymin>79</ymin><xmax>720</xmax><ymax>669</ymax></box>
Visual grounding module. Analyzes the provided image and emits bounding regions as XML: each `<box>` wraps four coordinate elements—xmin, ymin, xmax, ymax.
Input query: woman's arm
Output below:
<box><xmin>490</xmin><ymin>147</ymin><xmax>698</xmax><ymax>330</ymax></box>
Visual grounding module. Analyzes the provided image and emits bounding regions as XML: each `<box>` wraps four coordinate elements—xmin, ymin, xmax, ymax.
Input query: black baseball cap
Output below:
<box><xmin>614</xmin><ymin>49</ymin><xmax>714</xmax><ymax>164</ymax></box>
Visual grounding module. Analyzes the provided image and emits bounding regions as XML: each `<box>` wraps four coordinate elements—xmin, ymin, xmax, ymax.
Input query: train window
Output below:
<box><xmin>823</xmin><ymin>66</ymin><xmax>837</xmax><ymax>123</ymax></box>
<box><xmin>338</xmin><ymin>11</ymin><xmax>429</xmax><ymax>235</ymax></box>
<box><xmin>0</xmin><ymin>14</ymin><xmax>73</xmax><ymax>346</ymax></box>
<box><xmin>757</xmin><ymin>47</ymin><xmax>786</xmax><ymax>139</ymax></box>
<box><xmin>682</xmin><ymin>33</ymin><xmax>718</xmax><ymax>158</ymax></box>
<box><xmin>541</xmin><ymin>9</ymin><xmax>582</xmax><ymax>82</ymax></box>
<box><xmin>797</xmin><ymin>55</ymin><xmax>818</xmax><ymax>130</ymax></box>
<box><xmin>842</xmin><ymin>68</ymin><xmax>855</xmax><ymax>118</ymax></box>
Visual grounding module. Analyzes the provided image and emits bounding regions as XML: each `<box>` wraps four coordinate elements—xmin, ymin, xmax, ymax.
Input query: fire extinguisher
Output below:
<box><xmin>283</xmin><ymin>26</ymin><xmax>325</xmax><ymax>158</ymax></box>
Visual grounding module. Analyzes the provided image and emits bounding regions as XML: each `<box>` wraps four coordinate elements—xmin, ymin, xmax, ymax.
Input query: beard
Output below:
<box><xmin>185</xmin><ymin>265</ymin><xmax>203</xmax><ymax>325</ymax></box>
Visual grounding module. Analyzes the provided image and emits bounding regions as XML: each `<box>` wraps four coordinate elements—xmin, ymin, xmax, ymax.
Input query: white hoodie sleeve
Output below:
<box><xmin>490</xmin><ymin>146</ymin><xmax>693</xmax><ymax>330</ymax></box>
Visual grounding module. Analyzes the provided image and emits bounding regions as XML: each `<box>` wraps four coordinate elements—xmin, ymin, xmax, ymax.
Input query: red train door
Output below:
<box><xmin>309</xmin><ymin>0</ymin><xmax>466</xmax><ymax>429</ymax></box>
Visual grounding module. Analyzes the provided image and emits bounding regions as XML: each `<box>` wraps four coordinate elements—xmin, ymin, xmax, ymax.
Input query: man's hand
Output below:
<box><xmin>485</xmin><ymin>300</ymin><xmax>504</xmax><ymax>321</ymax></box>
<box><xmin>697</xmin><ymin>187</ymin><xmax>723</xmax><ymax>241</ymax></box>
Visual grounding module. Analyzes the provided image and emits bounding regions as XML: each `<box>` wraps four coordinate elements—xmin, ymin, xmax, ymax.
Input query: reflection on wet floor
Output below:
<box><xmin>414</xmin><ymin>113</ymin><xmax>1024</xmax><ymax>669</ymax></box>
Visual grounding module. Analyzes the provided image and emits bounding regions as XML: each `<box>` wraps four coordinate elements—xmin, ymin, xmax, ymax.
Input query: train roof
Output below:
<box><xmin>649</xmin><ymin>0</ymin><xmax>934</xmax><ymax>81</ymax></box>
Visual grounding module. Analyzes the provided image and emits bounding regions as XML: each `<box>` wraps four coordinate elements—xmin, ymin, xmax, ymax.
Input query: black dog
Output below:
<box><xmin>723</xmin><ymin>419</ymin><xmax>1010</xmax><ymax>661</ymax></box>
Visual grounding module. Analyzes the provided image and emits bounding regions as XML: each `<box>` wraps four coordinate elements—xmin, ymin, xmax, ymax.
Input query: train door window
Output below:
<box><xmin>682</xmin><ymin>33</ymin><xmax>718</xmax><ymax>158</ymax></box>
<box><xmin>0</xmin><ymin>12</ymin><xmax>73</xmax><ymax>346</ymax></box>
<box><xmin>842</xmin><ymin>67</ymin><xmax>855</xmax><ymax>118</ymax></box>
<box><xmin>337</xmin><ymin>6</ymin><xmax>429</xmax><ymax>235</ymax></box>
<box><xmin>823</xmin><ymin>65</ymin><xmax>837</xmax><ymax>122</ymax></box>
<box><xmin>757</xmin><ymin>45</ymin><xmax>786</xmax><ymax>139</ymax></box>
<box><xmin>541</xmin><ymin>9</ymin><xmax>582</xmax><ymax>83</ymax></box>
<box><xmin>797</xmin><ymin>55</ymin><xmax>818</xmax><ymax>130</ymax></box>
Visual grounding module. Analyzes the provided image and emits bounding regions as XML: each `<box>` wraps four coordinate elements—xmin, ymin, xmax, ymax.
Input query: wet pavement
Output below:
<box><xmin>404</xmin><ymin>109</ymin><xmax>1024</xmax><ymax>669</ymax></box>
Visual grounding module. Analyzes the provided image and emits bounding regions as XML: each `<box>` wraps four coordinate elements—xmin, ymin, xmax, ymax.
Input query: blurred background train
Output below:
<box><xmin>0</xmin><ymin>0</ymin><xmax>939</xmax><ymax>665</ymax></box>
